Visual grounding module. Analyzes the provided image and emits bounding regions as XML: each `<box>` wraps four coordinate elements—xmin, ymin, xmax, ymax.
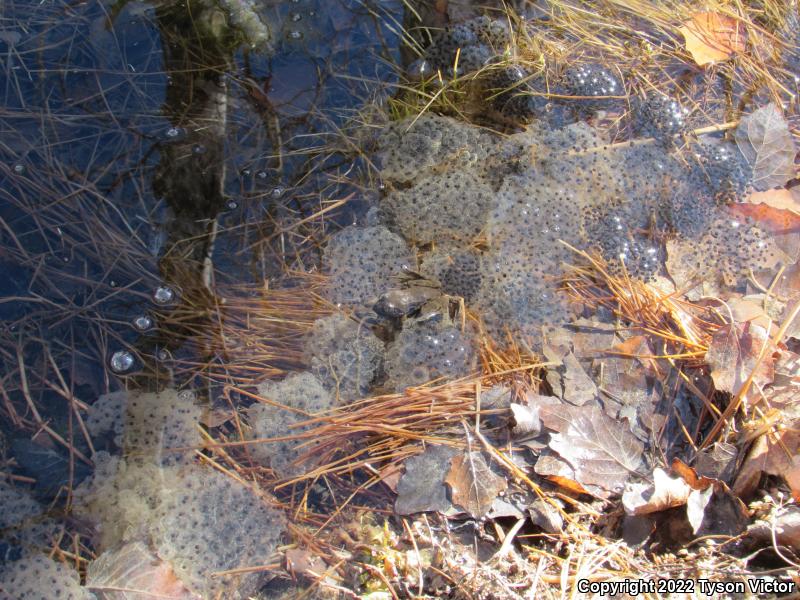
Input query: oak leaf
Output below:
<box><xmin>680</xmin><ymin>12</ymin><xmax>745</xmax><ymax>66</ymax></box>
<box><xmin>546</xmin><ymin>405</ymin><xmax>646</xmax><ymax>497</ymax></box>
<box><xmin>445</xmin><ymin>451</ymin><xmax>507</xmax><ymax>518</ymax></box>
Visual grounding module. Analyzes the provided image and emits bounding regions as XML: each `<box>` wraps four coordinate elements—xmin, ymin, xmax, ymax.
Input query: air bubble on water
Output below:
<box><xmin>177</xmin><ymin>390</ymin><xmax>194</xmax><ymax>402</ymax></box>
<box><xmin>270</xmin><ymin>187</ymin><xmax>284</xmax><ymax>198</ymax></box>
<box><xmin>110</xmin><ymin>350</ymin><xmax>135</xmax><ymax>373</ymax></box>
<box><xmin>226</xmin><ymin>199</ymin><xmax>239</xmax><ymax>210</ymax></box>
<box><xmin>257</xmin><ymin>170</ymin><xmax>268</xmax><ymax>180</ymax></box>
<box><xmin>110</xmin><ymin>280</ymin><xmax>118</xmax><ymax>288</ymax></box>
<box><xmin>157</xmin><ymin>349</ymin><xmax>170</xmax><ymax>361</ymax></box>
<box><xmin>153</xmin><ymin>285</ymin><xmax>175</xmax><ymax>304</ymax></box>
<box><xmin>192</xmin><ymin>144</ymin><xmax>206</xmax><ymax>155</ymax></box>
<box><xmin>165</xmin><ymin>127</ymin><xmax>183</xmax><ymax>138</ymax></box>
<box><xmin>290</xmin><ymin>12</ymin><xmax>302</xmax><ymax>21</ymax></box>
<box><xmin>13</xmin><ymin>164</ymin><xmax>25</xmax><ymax>174</ymax></box>
<box><xmin>287</xmin><ymin>30</ymin><xmax>303</xmax><ymax>40</ymax></box>
<box><xmin>133</xmin><ymin>315</ymin><xmax>153</xmax><ymax>330</ymax></box>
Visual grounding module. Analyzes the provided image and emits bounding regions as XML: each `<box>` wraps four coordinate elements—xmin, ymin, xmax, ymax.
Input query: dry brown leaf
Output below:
<box><xmin>735</xmin><ymin>104</ymin><xmax>797</xmax><ymax>191</ymax></box>
<box><xmin>705</xmin><ymin>321</ymin><xmax>777</xmax><ymax>403</ymax></box>
<box><xmin>285</xmin><ymin>548</ymin><xmax>327</xmax><ymax>579</ymax></box>
<box><xmin>729</xmin><ymin>202</ymin><xmax>800</xmax><ymax>236</ymax></box>
<box><xmin>86</xmin><ymin>541</ymin><xmax>201</xmax><ymax>600</ymax></box>
<box><xmin>747</xmin><ymin>188</ymin><xmax>800</xmax><ymax>212</ymax></box>
<box><xmin>445</xmin><ymin>451</ymin><xmax>507</xmax><ymax>519</ymax></box>
<box><xmin>622</xmin><ymin>468</ymin><xmax>692</xmax><ymax>516</ymax></box>
<box><xmin>727</xmin><ymin>296</ymin><xmax>774</xmax><ymax>331</ymax></box>
<box><xmin>734</xmin><ymin>424</ymin><xmax>800</xmax><ymax>500</ymax></box>
<box><xmin>528</xmin><ymin>498</ymin><xmax>564</xmax><ymax>533</ymax></box>
<box><xmin>680</xmin><ymin>12</ymin><xmax>745</xmax><ymax>66</ymax></box>
<box><xmin>546</xmin><ymin>405</ymin><xmax>646</xmax><ymax>497</ymax></box>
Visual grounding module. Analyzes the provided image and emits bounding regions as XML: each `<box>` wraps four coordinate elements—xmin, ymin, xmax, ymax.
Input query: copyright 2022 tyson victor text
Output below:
<box><xmin>576</xmin><ymin>577</ymin><xmax>795</xmax><ymax>596</ymax></box>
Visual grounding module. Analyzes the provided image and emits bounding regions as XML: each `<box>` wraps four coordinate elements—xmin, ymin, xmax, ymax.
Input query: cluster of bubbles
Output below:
<box><xmin>108</xmin><ymin>285</ymin><xmax>177</xmax><ymax>374</ymax></box>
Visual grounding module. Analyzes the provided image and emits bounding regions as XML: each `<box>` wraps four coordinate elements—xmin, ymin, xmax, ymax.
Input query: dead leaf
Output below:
<box><xmin>510</xmin><ymin>402</ymin><xmax>541</xmax><ymax>438</ymax></box>
<box><xmin>545</xmin><ymin>405</ymin><xmax>647</xmax><ymax>497</ymax></box>
<box><xmin>561</xmin><ymin>352</ymin><xmax>597</xmax><ymax>406</ymax></box>
<box><xmin>285</xmin><ymin>548</ymin><xmax>327</xmax><ymax>579</ymax></box>
<box><xmin>694</xmin><ymin>442</ymin><xmax>738</xmax><ymax>483</ymax></box>
<box><xmin>705</xmin><ymin>321</ymin><xmax>777</xmax><ymax>403</ymax></box>
<box><xmin>395</xmin><ymin>445</ymin><xmax>457</xmax><ymax>515</ymax></box>
<box><xmin>379</xmin><ymin>463</ymin><xmax>403</xmax><ymax>493</ymax></box>
<box><xmin>680</xmin><ymin>12</ymin><xmax>745</xmax><ymax>66</ymax></box>
<box><xmin>734</xmin><ymin>424</ymin><xmax>800</xmax><ymax>499</ymax></box>
<box><xmin>445</xmin><ymin>451</ymin><xmax>507</xmax><ymax>519</ymax></box>
<box><xmin>86</xmin><ymin>541</ymin><xmax>201</xmax><ymax>600</ymax></box>
<box><xmin>671</xmin><ymin>458</ymin><xmax>715</xmax><ymax>491</ymax></box>
<box><xmin>528</xmin><ymin>498</ymin><xmax>564</xmax><ymax>533</ymax></box>
<box><xmin>728</xmin><ymin>202</ymin><xmax>800</xmax><ymax>236</ymax></box>
<box><xmin>747</xmin><ymin>188</ymin><xmax>800</xmax><ymax>212</ymax></box>
<box><xmin>687</xmin><ymin>481</ymin><xmax>749</xmax><ymax>536</ymax></box>
<box><xmin>735</xmin><ymin>103</ymin><xmax>797</xmax><ymax>191</ymax></box>
<box><xmin>726</xmin><ymin>296</ymin><xmax>775</xmax><ymax>332</ymax></box>
<box><xmin>623</xmin><ymin>468</ymin><xmax>692</xmax><ymax>516</ymax></box>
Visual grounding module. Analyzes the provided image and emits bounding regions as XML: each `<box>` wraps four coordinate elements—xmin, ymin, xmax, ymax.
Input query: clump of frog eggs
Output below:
<box><xmin>322</xmin><ymin>17</ymin><xmax>772</xmax><ymax>355</ymax></box>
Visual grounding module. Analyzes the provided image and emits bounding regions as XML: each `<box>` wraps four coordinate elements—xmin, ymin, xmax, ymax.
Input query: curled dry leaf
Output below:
<box><xmin>510</xmin><ymin>402</ymin><xmax>541</xmax><ymax>438</ymax></box>
<box><xmin>705</xmin><ymin>321</ymin><xmax>777</xmax><ymax>404</ymax></box>
<box><xmin>735</xmin><ymin>103</ymin><xmax>797</xmax><ymax>191</ymax></box>
<box><xmin>734</xmin><ymin>423</ymin><xmax>800</xmax><ymax>501</ymax></box>
<box><xmin>445</xmin><ymin>451</ymin><xmax>507</xmax><ymax>519</ymax></box>
<box><xmin>285</xmin><ymin>548</ymin><xmax>328</xmax><ymax>580</ymax></box>
<box><xmin>679</xmin><ymin>12</ymin><xmax>745</xmax><ymax>66</ymax></box>
<box><xmin>623</xmin><ymin>468</ymin><xmax>692</xmax><ymax>516</ymax></box>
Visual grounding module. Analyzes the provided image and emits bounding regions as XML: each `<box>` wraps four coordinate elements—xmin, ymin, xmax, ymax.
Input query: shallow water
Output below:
<box><xmin>0</xmin><ymin>0</ymin><xmax>403</xmax><ymax>592</ymax></box>
<box><xmin>0</xmin><ymin>0</ymin><xmax>797</xmax><ymax>597</ymax></box>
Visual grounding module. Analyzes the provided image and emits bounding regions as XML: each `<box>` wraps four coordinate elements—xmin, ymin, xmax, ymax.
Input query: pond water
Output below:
<box><xmin>0</xmin><ymin>0</ymin><xmax>798</xmax><ymax>598</ymax></box>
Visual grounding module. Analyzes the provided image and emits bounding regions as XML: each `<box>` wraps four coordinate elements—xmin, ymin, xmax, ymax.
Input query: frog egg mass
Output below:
<box><xmin>320</xmin><ymin>109</ymin><xmax>773</xmax><ymax>348</ymax></box>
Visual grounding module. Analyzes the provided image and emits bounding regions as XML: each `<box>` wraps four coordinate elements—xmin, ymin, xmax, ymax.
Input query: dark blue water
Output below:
<box><xmin>0</xmin><ymin>0</ymin><xmax>403</xmax><ymax>493</ymax></box>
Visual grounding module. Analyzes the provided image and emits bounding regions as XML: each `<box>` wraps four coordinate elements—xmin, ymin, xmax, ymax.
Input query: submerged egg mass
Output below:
<box><xmin>350</xmin><ymin>113</ymin><xmax>765</xmax><ymax>343</ymax></box>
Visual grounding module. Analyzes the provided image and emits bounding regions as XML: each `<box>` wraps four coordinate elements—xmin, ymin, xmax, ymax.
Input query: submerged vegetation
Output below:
<box><xmin>1</xmin><ymin>0</ymin><xmax>799</xmax><ymax>598</ymax></box>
